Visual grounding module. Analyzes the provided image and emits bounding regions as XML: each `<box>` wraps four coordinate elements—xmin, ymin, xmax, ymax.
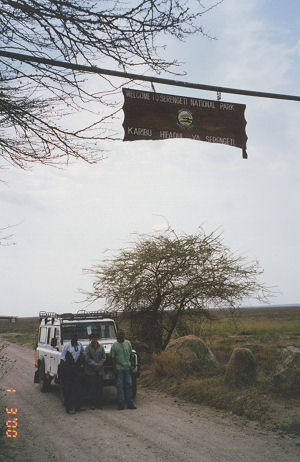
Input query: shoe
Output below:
<box><xmin>127</xmin><ymin>403</ymin><xmax>136</xmax><ymax>410</ymax></box>
<box><xmin>67</xmin><ymin>409</ymin><xmax>76</xmax><ymax>414</ymax></box>
<box><xmin>96</xmin><ymin>406</ymin><xmax>103</xmax><ymax>410</ymax></box>
<box><xmin>90</xmin><ymin>406</ymin><xmax>96</xmax><ymax>410</ymax></box>
<box><xmin>117</xmin><ymin>403</ymin><xmax>125</xmax><ymax>410</ymax></box>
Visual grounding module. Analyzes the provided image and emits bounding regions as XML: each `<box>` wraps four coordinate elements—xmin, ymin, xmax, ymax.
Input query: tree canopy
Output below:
<box><xmin>84</xmin><ymin>228</ymin><xmax>270</xmax><ymax>351</ymax></box>
<box><xmin>0</xmin><ymin>0</ymin><xmax>222</xmax><ymax>169</ymax></box>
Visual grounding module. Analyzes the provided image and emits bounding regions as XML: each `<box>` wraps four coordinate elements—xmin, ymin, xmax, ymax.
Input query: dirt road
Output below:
<box><xmin>1</xmin><ymin>341</ymin><xmax>299</xmax><ymax>462</ymax></box>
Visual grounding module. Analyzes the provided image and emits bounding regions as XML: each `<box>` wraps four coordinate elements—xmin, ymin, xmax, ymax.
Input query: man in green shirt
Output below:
<box><xmin>111</xmin><ymin>329</ymin><xmax>136</xmax><ymax>410</ymax></box>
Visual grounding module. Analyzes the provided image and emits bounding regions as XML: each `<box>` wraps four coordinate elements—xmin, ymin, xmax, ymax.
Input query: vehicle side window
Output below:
<box><xmin>54</xmin><ymin>327</ymin><xmax>62</xmax><ymax>345</ymax></box>
<box><xmin>53</xmin><ymin>327</ymin><xmax>60</xmax><ymax>342</ymax></box>
<box><xmin>39</xmin><ymin>327</ymin><xmax>47</xmax><ymax>343</ymax></box>
<box><xmin>47</xmin><ymin>327</ymin><xmax>51</xmax><ymax>344</ymax></box>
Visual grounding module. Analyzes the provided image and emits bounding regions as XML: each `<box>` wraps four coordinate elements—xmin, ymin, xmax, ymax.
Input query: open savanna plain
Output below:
<box><xmin>1</xmin><ymin>306</ymin><xmax>300</xmax><ymax>439</ymax></box>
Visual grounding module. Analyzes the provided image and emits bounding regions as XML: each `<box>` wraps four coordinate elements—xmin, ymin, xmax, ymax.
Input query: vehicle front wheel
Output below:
<box><xmin>38</xmin><ymin>364</ymin><xmax>51</xmax><ymax>392</ymax></box>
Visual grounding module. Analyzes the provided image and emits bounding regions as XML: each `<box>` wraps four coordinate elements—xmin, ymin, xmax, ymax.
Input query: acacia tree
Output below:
<box><xmin>84</xmin><ymin>228</ymin><xmax>270</xmax><ymax>351</ymax></box>
<box><xmin>0</xmin><ymin>0</ymin><xmax>222</xmax><ymax>169</ymax></box>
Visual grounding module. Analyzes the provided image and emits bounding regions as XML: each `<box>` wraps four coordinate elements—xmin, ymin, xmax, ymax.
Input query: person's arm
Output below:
<box><xmin>84</xmin><ymin>345</ymin><xmax>98</xmax><ymax>368</ymax></box>
<box><xmin>60</xmin><ymin>343</ymin><xmax>68</xmax><ymax>362</ymax></box>
<box><xmin>94</xmin><ymin>345</ymin><xmax>106</xmax><ymax>371</ymax></box>
<box><xmin>99</xmin><ymin>345</ymin><xmax>106</xmax><ymax>366</ymax></box>
<box><xmin>77</xmin><ymin>342</ymin><xmax>85</xmax><ymax>365</ymax></box>
<box><xmin>127</xmin><ymin>341</ymin><xmax>135</xmax><ymax>371</ymax></box>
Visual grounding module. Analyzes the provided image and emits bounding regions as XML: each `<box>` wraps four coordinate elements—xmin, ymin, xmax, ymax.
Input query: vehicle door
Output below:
<box><xmin>37</xmin><ymin>326</ymin><xmax>48</xmax><ymax>366</ymax></box>
<box><xmin>50</xmin><ymin>326</ymin><xmax>60</xmax><ymax>375</ymax></box>
<box><xmin>38</xmin><ymin>326</ymin><xmax>52</xmax><ymax>374</ymax></box>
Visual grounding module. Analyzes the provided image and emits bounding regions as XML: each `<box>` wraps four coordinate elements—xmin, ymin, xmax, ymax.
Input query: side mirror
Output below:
<box><xmin>51</xmin><ymin>337</ymin><xmax>57</xmax><ymax>347</ymax></box>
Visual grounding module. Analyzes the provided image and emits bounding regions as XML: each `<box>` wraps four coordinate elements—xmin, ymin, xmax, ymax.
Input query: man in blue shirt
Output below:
<box><xmin>60</xmin><ymin>332</ymin><xmax>84</xmax><ymax>414</ymax></box>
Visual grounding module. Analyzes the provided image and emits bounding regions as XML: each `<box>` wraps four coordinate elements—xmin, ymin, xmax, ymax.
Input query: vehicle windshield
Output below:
<box><xmin>62</xmin><ymin>322</ymin><xmax>116</xmax><ymax>341</ymax></box>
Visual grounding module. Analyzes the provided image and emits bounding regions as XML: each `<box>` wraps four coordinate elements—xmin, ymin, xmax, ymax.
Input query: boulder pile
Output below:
<box><xmin>272</xmin><ymin>346</ymin><xmax>300</xmax><ymax>395</ymax></box>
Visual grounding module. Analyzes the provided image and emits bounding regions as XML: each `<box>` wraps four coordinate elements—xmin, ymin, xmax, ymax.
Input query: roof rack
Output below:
<box><xmin>39</xmin><ymin>311</ymin><xmax>57</xmax><ymax>320</ymax></box>
<box><xmin>39</xmin><ymin>310</ymin><xmax>118</xmax><ymax>322</ymax></box>
<box><xmin>71</xmin><ymin>310</ymin><xmax>118</xmax><ymax>320</ymax></box>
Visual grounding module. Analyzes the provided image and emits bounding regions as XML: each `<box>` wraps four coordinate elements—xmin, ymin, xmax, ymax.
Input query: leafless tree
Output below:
<box><xmin>0</xmin><ymin>0</ymin><xmax>222</xmax><ymax>169</ymax></box>
<box><xmin>83</xmin><ymin>227</ymin><xmax>271</xmax><ymax>351</ymax></box>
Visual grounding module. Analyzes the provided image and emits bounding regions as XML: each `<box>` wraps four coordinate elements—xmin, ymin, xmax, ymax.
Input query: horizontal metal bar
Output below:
<box><xmin>1</xmin><ymin>50</ymin><xmax>300</xmax><ymax>102</ymax></box>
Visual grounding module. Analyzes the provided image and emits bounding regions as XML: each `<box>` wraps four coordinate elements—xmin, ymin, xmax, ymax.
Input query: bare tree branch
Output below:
<box><xmin>0</xmin><ymin>224</ymin><xmax>16</xmax><ymax>246</ymax></box>
<box><xmin>0</xmin><ymin>0</ymin><xmax>222</xmax><ymax>169</ymax></box>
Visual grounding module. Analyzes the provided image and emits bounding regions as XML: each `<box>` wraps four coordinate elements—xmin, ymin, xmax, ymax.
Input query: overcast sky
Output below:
<box><xmin>1</xmin><ymin>0</ymin><xmax>299</xmax><ymax>317</ymax></box>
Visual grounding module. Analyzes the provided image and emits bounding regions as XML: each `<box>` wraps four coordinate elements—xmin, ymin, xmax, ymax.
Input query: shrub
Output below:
<box><xmin>152</xmin><ymin>351</ymin><xmax>180</xmax><ymax>377</ymax></box>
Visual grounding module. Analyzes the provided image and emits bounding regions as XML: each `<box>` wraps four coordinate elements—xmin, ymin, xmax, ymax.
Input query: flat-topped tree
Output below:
<box><xmin>84</xmin><ymin>227</ymin><xmax>270</xmax><ymax>352</ymax></box>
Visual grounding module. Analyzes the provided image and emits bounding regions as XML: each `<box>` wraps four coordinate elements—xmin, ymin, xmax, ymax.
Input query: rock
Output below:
<box><xmin>273</xmin><ymin>346</ymin><xmax>300</xmax><ymax>395</ymax></box>
<box><xmin>241</xmin><ymin>343</ymin><xmax>263</xmax><ymax>353</ymax></box>
<box><xmin>166</xmin><ymin>335</ymin><xmax>217</xmax><ymax>366</ymax></box>
<box><xmin>225</xmin><ymin>347</ymin><xmax>256</xmax><ymax>386</ymax></box>
<box><xmin>256</xmin><ymin>368</ymin><xmax>270</xmax><ymax>383</ymax></box>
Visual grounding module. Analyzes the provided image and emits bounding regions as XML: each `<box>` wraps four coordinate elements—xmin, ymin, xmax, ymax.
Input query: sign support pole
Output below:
<box><xmin>0</xmin><ymin>50</ymin><xmax>300</xmax><ymax>102</ymax></box>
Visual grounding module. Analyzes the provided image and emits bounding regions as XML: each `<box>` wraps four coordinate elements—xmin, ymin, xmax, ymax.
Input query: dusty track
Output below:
<box><xmin>1</xmin><ymin>341</ymin><xmax>299</xmax><ymax>462</ymax></box>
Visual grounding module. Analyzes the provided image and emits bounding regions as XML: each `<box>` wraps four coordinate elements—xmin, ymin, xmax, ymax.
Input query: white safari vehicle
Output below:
<box><xmin>34</xmin><ymin>310</ymin><xmax>140</xmax><ymax>397</ymax></box>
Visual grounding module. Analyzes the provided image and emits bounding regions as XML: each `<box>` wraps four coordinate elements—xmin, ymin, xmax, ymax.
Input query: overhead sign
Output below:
<box><xmin>122</xmin><ymin>88</ymin><xmax>248</xmax><ymax>158</ymax></box>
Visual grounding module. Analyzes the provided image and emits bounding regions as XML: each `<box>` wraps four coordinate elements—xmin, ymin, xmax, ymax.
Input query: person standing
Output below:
<box><xmin>111</xmin><ymin>329</ymin><xmax>137</xmax><ymax>410</ymax></box>
<box><xmin>84</xmin><ymin>331</ymin><xmax>106</xmax><ymax>410</ymax></box>
<box><xmin>60</xmin><ymin>332</ymin><xmax>84</xmax><ymax>414</ymax></box>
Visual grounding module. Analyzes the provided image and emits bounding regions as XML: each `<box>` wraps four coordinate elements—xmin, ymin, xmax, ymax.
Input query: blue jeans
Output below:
<box><xmin>116</xmin><ymin>369</ymin><xmax>133</xmax><ymax>405</ymax></box>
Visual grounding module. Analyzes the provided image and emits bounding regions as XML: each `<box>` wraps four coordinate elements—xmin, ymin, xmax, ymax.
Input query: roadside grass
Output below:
<box><xmin>276</xmin><ymin>422</ymin><xmax>300</xmax><ymax>437</ymax></box>
<box><xmin>140</xmin><ymin>307</ymin><xmax>300</xmax><ymax>433</ymax></box>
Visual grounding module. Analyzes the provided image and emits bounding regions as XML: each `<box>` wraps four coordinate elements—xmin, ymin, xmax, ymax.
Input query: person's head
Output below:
<box><xmin>90</xmin><ymin>332</ymin><xmax>100</xmax><ymax>347</ymax></box>
<box><xmin>117</xmin><ymin>329</ymin><xmax>125</xmax><ymax>343</ymax></box>
<box><xmin>71</xmin><ymin>333</ymin><xmax>78</xmax><ymax>344</ymax></box>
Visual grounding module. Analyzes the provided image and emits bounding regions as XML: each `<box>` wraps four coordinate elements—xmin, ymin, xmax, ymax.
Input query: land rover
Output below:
<box><xmin>34</xmin><ymin>310</ymin><xmax>140</xmax><ymax>398</ymax></box>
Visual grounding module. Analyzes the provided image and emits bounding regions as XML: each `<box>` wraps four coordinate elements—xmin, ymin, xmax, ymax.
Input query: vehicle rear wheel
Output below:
<box><xmin>38</xmin><ymin>364</ymin><xmax>50</xmax><ymax>392</ymax></box>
